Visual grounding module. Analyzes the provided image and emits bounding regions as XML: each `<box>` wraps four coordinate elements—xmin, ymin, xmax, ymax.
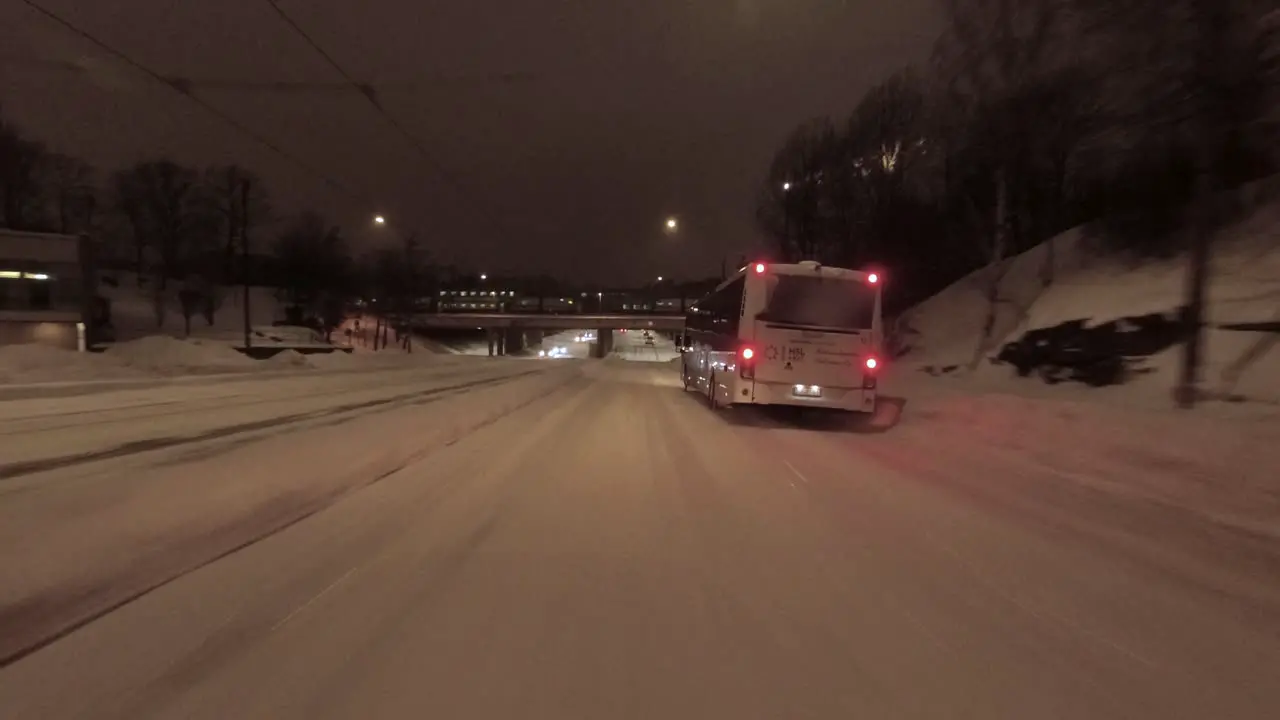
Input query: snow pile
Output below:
<box><xmin>263</xmin><ymin>349</ymin><xmax>313</xmax><ymax>369</ymax></box>
<box><xmin>105</xmin><ymin>336</ymin><xmax>258</xmax><ymax>376</ymax></box>
<box><xmin>0</xmin><ymin>344</ymin><xmax>145</xmax><ymax>384</ymax></box>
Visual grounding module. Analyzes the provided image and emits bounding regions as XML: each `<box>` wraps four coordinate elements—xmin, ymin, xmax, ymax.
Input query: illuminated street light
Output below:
<box><xmin>373</xmin><ymin>215</ymin><xmax>386</xmax><ymax>225</ymax></box>
<box><xmin>657</xmin><ymin>276</ymin><xmax>664</xmax><ymax>282</ymax></box>
<box><xmin>665</xmin><ymin>217</ymin><xmax>677</xmax><ymax>230</ymax></box>
<box><xmin>479</xmin><ymin>273</ymin><xmax>487</xmax><ymax>281</ymax></box>
<box><xmin>782</xmin><ymin>182</ymin><xmax>791</xmax><ymax>191</ymax></box>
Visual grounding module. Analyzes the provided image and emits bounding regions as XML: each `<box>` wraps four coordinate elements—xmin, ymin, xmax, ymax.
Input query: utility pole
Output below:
<box><xmin>1175</xmin><ymin>0</ymin><xmax>1230</xmax><ymax>409</ymax></box>
<box><xmin>241</xmin><ymin>179</ymin><xmax>252</xmax><ymax>351</ymax></box>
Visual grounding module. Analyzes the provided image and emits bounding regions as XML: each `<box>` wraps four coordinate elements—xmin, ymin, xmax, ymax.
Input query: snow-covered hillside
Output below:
<box><xmin>888</xmin><ymin>183</ymin><xmax>1280</xmax><ymax>407</ymax></box>
<box><xmin>98</xmin><ymin>271</ymin><xmax>287</xmax><ymax>344</ymax></box>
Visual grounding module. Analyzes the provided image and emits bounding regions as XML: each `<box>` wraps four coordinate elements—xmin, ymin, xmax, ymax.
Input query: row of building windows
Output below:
<box><xmin>440</xmin><ymin>290</ymin><xmax>518</xmax><ymax>297</ymax></box>
<box><xmin>0</xmin><ymin>267</ymin><xmax>82</xmax><ymax>313</ymax></box>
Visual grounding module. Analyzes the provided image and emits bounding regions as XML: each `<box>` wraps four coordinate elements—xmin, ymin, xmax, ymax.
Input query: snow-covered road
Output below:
<box><xmin>1</xmin><ymin>359</ymin><xmax>1279</xmax><ymax>718</ymax></box>
<box><xmin>0</xmin><ymin>357</ymin><xmax>542</xmax><ymax>474</ymax></box>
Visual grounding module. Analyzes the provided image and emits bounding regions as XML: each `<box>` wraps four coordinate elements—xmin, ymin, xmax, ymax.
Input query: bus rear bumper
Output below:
<box><xmin>740</xmin><ymin>381</ymin><xmax>877</xmax><ymax>413</ymax></box>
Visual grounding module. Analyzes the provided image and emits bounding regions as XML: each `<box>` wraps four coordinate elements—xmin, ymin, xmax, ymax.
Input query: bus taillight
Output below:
<box><xmin>867</xmin><ymin>272</ymin><xmax>879</xmax><ymax>284</ymax></box>
<box><xmin>862</xmin><ymin>356</ymin><xmax>878</xmax><ymax>389</ymax></box>
<box><xmin>740</xmin><ymin>346</ymin><xmax>756</xmax><ymax>379</ymax></box>
<box><xmin>754</xmin><ymin>263</ymin><xmax>766</xmax><ymax>274</ymax></box>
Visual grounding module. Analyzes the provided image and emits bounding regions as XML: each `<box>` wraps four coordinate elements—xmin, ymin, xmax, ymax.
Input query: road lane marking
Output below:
<box><xmin>783</xmin><ymin>460</ymin><xmax>810</xmax><ymax>484</ymax></box>
<box><xmin>272</xmin><ymin>567</ymin><xmax>358</xmax><ymax>631</ymax></box>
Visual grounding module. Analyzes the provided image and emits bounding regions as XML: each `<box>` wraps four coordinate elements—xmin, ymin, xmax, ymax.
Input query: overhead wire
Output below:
<box><xmin>261</xmin><ymin>0</ymin><xmax>514</xmax><ymax>240</ymax></box>
<box><xmin>16</xmin><ymin>0</ymin><xmax>368</xmax><ymax>203</ymax></box>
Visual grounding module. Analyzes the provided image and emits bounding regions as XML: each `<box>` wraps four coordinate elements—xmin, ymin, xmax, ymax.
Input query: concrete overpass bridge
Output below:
<box><xmin>411</xmin><ymin>313</ymin><xmax>685</xmax><ymax>357</ymax></box>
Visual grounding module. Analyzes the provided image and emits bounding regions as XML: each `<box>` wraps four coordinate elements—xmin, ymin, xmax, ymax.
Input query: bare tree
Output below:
<box><xmin>275</xmin><ymin>212</ymin><xmax>351</xmax><ymax>337</ymax></box>
<box><xmin>931</xmin><ymin>0</ymin><xmax>1071</xmax><ymax>368</ymax></box>
<box><xmin>110</xmin><ymin>159</ymin><xmax>216</xmax><ymax>293</ymax></box>
<box><xmin>204</xmin><ymin>165</ymin><xmax>271</xmax><ymax>283</ymax></box>
<box><xmin>1075</xmin><ymin>0</ymin><xmax>1277</xmax><ymax>405</ymax></box>
<box><xmin>108</xmin><ymin>169</ymin><xmax>151</xmax><ymax>285</ymax></box>
<box><xmin>0</xmin><ymin>112</ymin><xmax>49</xmax><ymax>230</ymax></box>
<box><xmin>756</xmin><ymin>119</ymin><xmax>841</xmax><ymax>262</ymax></box>
<box><xmin>43</xmin><ymin>153</ymin><xmax>97</xmax><ymax>234</ymax></box>
<box><xmin>839</xmin><ymin>70</ymin><xmax>932</xmax><ymax>264</ymax></box>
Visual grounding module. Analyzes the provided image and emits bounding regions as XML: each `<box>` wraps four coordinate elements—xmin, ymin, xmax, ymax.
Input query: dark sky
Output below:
<box><xmin>1</xmin><ymin>0</ymin><xmax>938</xmax><ymax>285</ymax></box>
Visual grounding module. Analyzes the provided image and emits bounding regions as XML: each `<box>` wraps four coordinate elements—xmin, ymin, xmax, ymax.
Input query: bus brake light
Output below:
<box><xmin>865</xmin><ymin>357</ymin><xmax>878</xmax><ymax>370</ymax></box>
<box><xmin>867</xmin><ymin>273</ymin><xmax>879</xmax><ymax>284</ymax></box>
<box><xmin>754</xmin><ymin>263</ymin><xmax>766</xmax><ymax>274</ymax></box>
<box><xmin>741</xmin><ymin>347</ymin><xmax>755</xmax><ymax>360</ymax></box>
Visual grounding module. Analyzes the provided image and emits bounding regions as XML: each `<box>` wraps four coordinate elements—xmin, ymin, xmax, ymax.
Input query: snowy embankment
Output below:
<box><xmin>873</xmin><ymin>182</ymin><xmax>1280</xmax><ymax>547</ymax></box>
<box><xmin>0</xmin><ymin>361</ymin><xmax>582</xmax><ymax>664</ymax></box>
<box><xmin>887</xmin><ymin>185</ymin><xmax>1280</xmax><ymax>407</ymax></box>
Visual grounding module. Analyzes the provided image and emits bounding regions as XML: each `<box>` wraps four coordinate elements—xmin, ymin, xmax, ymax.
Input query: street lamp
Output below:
<box><xmin>373</xmin><ymin>215</ymin><xmax>386</xmax><ymax>225</ymax></box>
<box><xmin>479</xmin><ymin>273</ymin><xmax>487</xmax><ymax>281</ymax></box>
<box><xmin>657</xmin><ymin>276</ymin><xmax>663</xmax><ymax>282</ymax></box>
<box><xmin>782</xmin><ymin>182</ymin><xmax>791</xmax><ymax>191</ymax></box>
<box><xmin>665</xmin><ymin>217</ymin><xmax>677</xmax><ymax>231</ymax></box>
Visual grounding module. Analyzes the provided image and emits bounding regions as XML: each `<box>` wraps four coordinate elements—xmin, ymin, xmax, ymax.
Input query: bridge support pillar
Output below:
<box><xmin>589</xmin><ymin>329</ymin><xmax>614</xmax><ymax>358</ymax></box>
<box><xmin>488</xmin><ymin>328</ymin><xmax>508</xmax><ymax>356</ymax></box>
<box><xmin>524</xmin><ymin>329</ymin><xmax>543</xmax><ymax>349</ymax></box>
<box><xmin>504</xmin><ymin>328</ymin><xmax>525</xmax><ymax>355</ymax></box>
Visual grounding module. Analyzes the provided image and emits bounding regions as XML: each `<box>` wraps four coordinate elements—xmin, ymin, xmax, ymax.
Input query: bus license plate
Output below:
<box><xmin>792</xmin><ymin>384</ymin><xmax>822</xmax><ymax>397</ymax></box>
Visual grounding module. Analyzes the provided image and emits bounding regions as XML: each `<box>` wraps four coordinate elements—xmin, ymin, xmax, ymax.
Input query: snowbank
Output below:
<box><xmin>889</xmin><ymin>188</ymin><xmax>1280</xmax><ymax>405</ymax></box>
<box><xmin>0</xmin><ymin>335</ymin><xmax>468</xmax><ymax>387</ymax></box>
<box><xmin>0</xmin><ymin>344</ymin><xmax>146</xmax><ymax>384</ymax></box>
<box><xmin>104</xmin><ymin>336</ymin><xmax>257</xmax><ymax>375</ymax></box>
<box><xmin>263</xmin><ymin>349</ymin><xmax>313</xmax><ymax>369</ymax></box>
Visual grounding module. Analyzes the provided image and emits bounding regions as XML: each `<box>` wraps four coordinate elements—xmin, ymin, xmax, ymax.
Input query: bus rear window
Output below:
<box><xmin>762</xmin><ymin>275</ymin><xmax>876</xmax><ymax>330</ymax></box>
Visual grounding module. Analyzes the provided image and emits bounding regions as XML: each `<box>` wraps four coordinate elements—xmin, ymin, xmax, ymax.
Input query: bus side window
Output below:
<box><xmin>723</xmin><ymin>277</ymin><xmax>746</xmax><ymax>337</ymax></box>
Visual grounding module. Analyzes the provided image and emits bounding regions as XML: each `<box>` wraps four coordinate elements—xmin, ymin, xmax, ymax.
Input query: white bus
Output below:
<box><xmin>680</xmin><ymin>260</ymin><xmax>883</xmax><ymax>413</ymax></box>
